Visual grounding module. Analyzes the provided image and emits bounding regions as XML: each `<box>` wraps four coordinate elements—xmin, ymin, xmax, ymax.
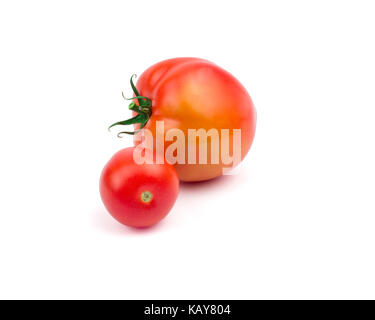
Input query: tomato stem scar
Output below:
<box><xmin>141</xmin><ymin>191</ymin><xmax>153</xmax><ymax>203</ymax></box>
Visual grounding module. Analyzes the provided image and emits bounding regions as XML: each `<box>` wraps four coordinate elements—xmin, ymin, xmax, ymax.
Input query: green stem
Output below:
<box><xmin>108</xmin><ymin>75</ymin><xmax>152</xmax><ymax>136</ymax></box>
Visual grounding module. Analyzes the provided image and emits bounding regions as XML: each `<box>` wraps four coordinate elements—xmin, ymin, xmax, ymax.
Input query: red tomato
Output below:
<box><xmin>112</xmin><ymin>58</ymin><xmax>256</xmax><ymax>181</ymax></box>
<box><xmin>100</xmin><ymin>147</ymin><xmax>179</xmax><ymax>228</ymax></box>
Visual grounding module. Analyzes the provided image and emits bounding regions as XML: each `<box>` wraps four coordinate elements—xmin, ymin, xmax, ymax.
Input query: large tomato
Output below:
<box><xmin>112</xmin><ymin>58</ymin><xmax>256</xmax><ymax>182</ymax></box>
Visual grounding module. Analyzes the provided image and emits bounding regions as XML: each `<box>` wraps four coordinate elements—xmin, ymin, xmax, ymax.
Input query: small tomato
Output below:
<box><xmin>100</xmin><ymin>147</ymin><xmax>179</xmax><ymax>228</ymax></box>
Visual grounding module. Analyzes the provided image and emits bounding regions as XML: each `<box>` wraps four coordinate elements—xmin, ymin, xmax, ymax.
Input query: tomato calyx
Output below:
<box><xmin>109</xmin><ymin>75</ymin><xmax>152</xmax><ymax>136</ymax></box>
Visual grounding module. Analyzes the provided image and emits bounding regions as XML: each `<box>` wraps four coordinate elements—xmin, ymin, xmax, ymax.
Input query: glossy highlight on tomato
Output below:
<box><xmin>100</xmin><ymin>147</ymin><xmax>179</xmax><ymax>228</ymax></box>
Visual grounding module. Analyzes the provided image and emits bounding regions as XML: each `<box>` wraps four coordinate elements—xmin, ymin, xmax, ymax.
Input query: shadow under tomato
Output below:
<box><xmin>179</xmin><ymin>174</ymin><xmax>241</xmax><ymax>193</ymax></box>
<box><xmin>91</xmin><ymin>207</ymin><xmax>167</xmax><ymax>235</ymax></box>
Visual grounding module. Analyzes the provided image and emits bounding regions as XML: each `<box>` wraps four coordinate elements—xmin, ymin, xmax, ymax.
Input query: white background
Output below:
<box><xmin>0</xmin><ymin>0</ymin><xmax>374</xmax><ymax>299</ymax></box>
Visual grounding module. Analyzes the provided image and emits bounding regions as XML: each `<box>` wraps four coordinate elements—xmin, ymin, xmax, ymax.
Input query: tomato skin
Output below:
<box><xmin>134</xmin><ymin>58</ymin><xmax>256</xmax><ymax>182</ymax></box>
<box><xmin>100</xmin><ymin>147</ymin><xmax>179</xmax><ymax>228</ymax></box>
